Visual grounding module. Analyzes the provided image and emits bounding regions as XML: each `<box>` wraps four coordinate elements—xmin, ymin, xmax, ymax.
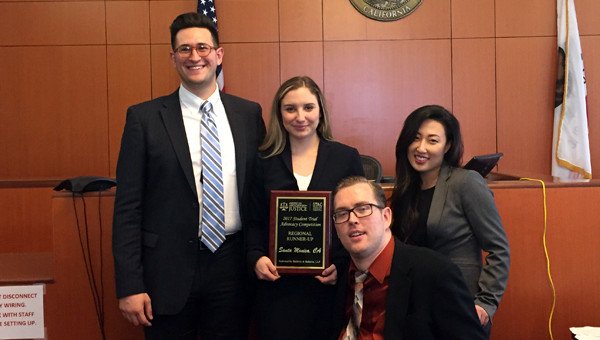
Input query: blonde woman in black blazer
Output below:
<box><xmin>390</xmin><ymin>105</ymin><xmax>510</xmax><ymax>334</ymax></box>
<box><xmin>246</xmin><ymin>76</ymin><xmax>363</xmax><ymax>339</ymax></box>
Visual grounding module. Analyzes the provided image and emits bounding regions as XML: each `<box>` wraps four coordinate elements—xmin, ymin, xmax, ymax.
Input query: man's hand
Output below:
<box><xmin>315</xmin><ymin>264</ymin><xmax>337</xmax><ymax>285</ymax></box>
<box><xmin>119</xmin><ymin>293</ymin><xmax>153</xmax><ymax>326</ymax></box>
<box><xmin>254</xmin><ymin>256</ymin><xmax>280</xmax><ymax>281</ymax></box>
<box><xmin>475</xmin><ymin>304</ymin><xmax>489</xmax><ymax>326</ymax></box>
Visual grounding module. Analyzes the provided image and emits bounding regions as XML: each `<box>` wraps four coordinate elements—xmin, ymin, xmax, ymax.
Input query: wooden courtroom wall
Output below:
<box><xmin>490</xmin><ymin>184</ymin><xmax>600</xmax><ymax>339</ymax></box>
<box><xmin>1</xmin><ymin>0</ymin><xmax>600</xmax><ymax>182</ymax></box>
<box><xmin>3</xmin><ymin>0</ymin><xmax>600</xmax><ymax>248</ymax></box>
<box><xmin>1</xmin><ymin>0</ymin><xmax>600</xmax><ymax>338</ymax></box>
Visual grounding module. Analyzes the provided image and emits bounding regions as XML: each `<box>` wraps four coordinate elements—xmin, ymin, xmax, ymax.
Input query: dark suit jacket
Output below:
<box><xmin>427</xmin><ymin>164</ymin><xmax>510</xmax><ymax>318</ymax></box>
<box><xmin>246</xmin><ymin>139</ymin><xmax>364</xmax><ymax>271</ymax></box>
<box><xmin>333</xmin><ymin>239</ymin><xmax>486</xmax><ymax>340</ymax></box>
<box><xmin>246</xmin><ymin>139</ymin><xmax>364</xmax><ymax>339</ymax></box>
<box><xmin>112</xmin><ymin>90</ymin><xmax>265</xmax><ymax>314</ymax></box>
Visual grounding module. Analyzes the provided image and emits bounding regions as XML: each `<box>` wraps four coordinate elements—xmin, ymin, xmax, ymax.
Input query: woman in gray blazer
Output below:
<box><xmin>389</xmin><ymin>105</ymin><xmax>510</xmax><ymax>333</ymax></box>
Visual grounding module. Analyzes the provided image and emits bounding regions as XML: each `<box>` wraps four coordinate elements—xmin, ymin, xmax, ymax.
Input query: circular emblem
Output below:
<box><xmin>349</xmin><ymin>0</ymin><xmax>422</xmax><ymax>22</ymax></box>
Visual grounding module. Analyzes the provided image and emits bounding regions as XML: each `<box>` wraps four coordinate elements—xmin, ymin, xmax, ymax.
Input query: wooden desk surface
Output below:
<box><xmin>380</xmin><ymin>172</ymin><xmax>600</xmax><ymax>190</ymax></box>
<box><xmin>0</xmin><ymin>252</ymin><xmax>54</xmax><ymax>285</ymax></box>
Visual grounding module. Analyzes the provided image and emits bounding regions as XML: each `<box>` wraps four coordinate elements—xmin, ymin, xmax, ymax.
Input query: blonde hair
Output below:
<box><xmin>260</xmin><ymin>76</ymin><xmax>333</xmax><ymax>157</ymax></box>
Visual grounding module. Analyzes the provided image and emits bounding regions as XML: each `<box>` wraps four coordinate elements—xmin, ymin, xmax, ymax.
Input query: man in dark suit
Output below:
<box><xmin>331</xmin><ymin>176</ymin><xmax>486</xmax><ymax>339</ymax></box>
<box><xmin>112</xmin><ymin>12</ymin><xmax>265</xmax><ymax>339</ymax></box>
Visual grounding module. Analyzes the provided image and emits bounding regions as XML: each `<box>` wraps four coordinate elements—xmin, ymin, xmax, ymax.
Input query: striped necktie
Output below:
<box><xmin>199</xmin><ymin>100</ymin><xmax>226</xmax><ymax>252</ymax></box>
<box><xmin>344</xmin><ymin>270</ymin><xmax>369</xmax><ymax>339</ymax></box>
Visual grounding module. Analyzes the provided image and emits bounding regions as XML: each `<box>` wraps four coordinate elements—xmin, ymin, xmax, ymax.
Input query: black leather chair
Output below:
<box><xmin>360</xmin><ymin>155</ymin><xmax>383</xmax><ymax>183</ymax></box>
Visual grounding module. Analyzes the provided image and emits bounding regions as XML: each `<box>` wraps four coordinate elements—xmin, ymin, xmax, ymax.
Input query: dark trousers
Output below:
<box><xmin>254</xmin><ymin>276</ymin><xmax>335</xmax><ymax>340</ymax></box>
<box><xmin>144</xmin><ymin>234</ymin><xmax>248</xmax><ymax>340</ymax></box>
<box><xmin>483</xmin><ymin>320</ymin><xmax>491</xmax><ymax>340</ymax></box>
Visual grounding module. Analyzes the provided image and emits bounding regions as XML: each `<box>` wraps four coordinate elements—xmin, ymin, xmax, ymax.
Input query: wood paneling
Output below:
<box><xmin>451</xmin><ymin>0</ymin><xmax>495</xmax><ymax>38</ymax></box>
<box><xmin>220</xmin><ymin>42</ymin><xmax>280</xmax><ymax>121</ymax></box>
<box><xmin>496</xmin><ymin>37</ymin><xmax>556</xmax><ymax>175</ymax></box>
<box><xmin>0</xmin><ymin>46</ymin><xmax>109</xmax><ymax>178</ymax></box>
<box><xmin>150</xmin><ymin>44</ymin><xmax>181</xmax><ymax>98</ymax></box>
<box><xmin>217</xmin><ymin>0</ymin><xmax>279</xmax><ymax>43</ymax></box>
<box><xmin>107</xmin><ymin>45</ymin><xmax>152</xmax><ymax>176</ymax></box>
<box><xmin>582</xmin><ymin>36</ymin><xmax>600</xmax><ymax>177</ymax></box>
<box><xmin>0</xmin><ymin>188</ymin><xmax>53</xmax><ymax>253</ymax></box>
<box><xmin>452</xmin><ymin>38</ymin><xmax>497</xmax><ymax>163</ymax></box>
<box><xmin>279</xmin><ymin>0</ymin><xmax>322</xmax><ymax>42</ymax></box>
<box><xmin>496</xmin><ymin>0</ymin><xmax>555</xmax><ymax>37</ymax></box>
<box><xmin>0</xmin><ymin>252</ymin><xmax>53</xmax><ymax>284</ymax></box>
<box><xmin>149</xmin><ymin>0</ymin><xmax>197</xmax><ymax>44</ymax></box>
<box><xmin>0</xmin><ymin>2</ymin><xmax>105</xmax><ymax>45</ymax></box>
<box><xmin>1</xmin><ymin>1</ymin><xmax>598</xmax><ymax>181</ymax></box>
<box><xmin>106</xmin><ymin>1</ymin><xmax>150</xmax><ymax>45</ymax></box>
<box><xmin>280</xmin><ymin>42</ymin><xmax>324</xmax><ymax>89</ymax></box>
<box><xmin>322</xmin><ymin>0</ymin><xmax>368</xmax><ymax>41</ymax></box>
<box><xmin>0</xmin><ymin>0</ymin><xmax>98</xmax><ymax>2</ymax></box>
<box><xmin>324</xmin><ymin>39</ymin><xmax>452</xmax><ymax>176</ymax></box>
<box><xmin>48</xmin><ymin>192</ymin><xmax>143</xmax><ymax>340</ymax></box>
<box><xmin>363</xmin><ymin>0</ymin><xmax>450</xmax><ymax>40</ymax></box>
<box><xmin>491</xmin><ymin>185</ymin><xmax>600</xmax><ymax>339</ymax></box>
<box><xmin>323</xmin><ymin>0</ymin><xmax>450</xmax><ymax>41</ymax></box>
<box><xmin>577</xmin><ymin>0</ymin><xmax>600</xmax><ymax>35</ymax></box>
<box><xmin>491</xmin><ymin>187</ymin><xmax>549</xmax><ymax>338</ymax></box>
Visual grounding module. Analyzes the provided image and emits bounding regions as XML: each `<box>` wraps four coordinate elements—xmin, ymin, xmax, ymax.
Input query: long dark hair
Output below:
<box><xmin>389</xmin><ymin>105</ymin><xmax>463</xmax><ymax>240</ymax></box>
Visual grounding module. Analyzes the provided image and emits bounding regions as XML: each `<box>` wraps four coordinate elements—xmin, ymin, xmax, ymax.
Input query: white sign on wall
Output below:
<box><xmin>0</xmin><ymin>285</ymin><xmax>44</xmax><ymax>339</ymax></box>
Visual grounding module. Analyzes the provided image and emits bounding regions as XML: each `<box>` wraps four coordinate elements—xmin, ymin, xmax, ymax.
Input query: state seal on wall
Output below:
<box><xmin>349</xmin><ymin>0</ymin><xmax>422</xmax><ymax>21</ymax></box>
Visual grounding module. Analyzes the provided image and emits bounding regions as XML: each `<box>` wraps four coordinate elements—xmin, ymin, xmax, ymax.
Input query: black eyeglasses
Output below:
<box><xmin>173</xmin><ymin>43</ymin><xmax>218</xmax><ymax>58</ymax></box>
<box><xmin>332</xmin><ymin>203</ymin><xmax>384</xmax><ymax>224</ymax></box>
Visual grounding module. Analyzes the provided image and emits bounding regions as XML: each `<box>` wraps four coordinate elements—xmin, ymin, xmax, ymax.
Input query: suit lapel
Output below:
<box><xmin>384</xmin><ymin>240</ymin><xmax>412</xmax><ymax>340</ymax></box>
<box><xmin>221</xmin><ymin>93</ymin><xmax>247</xmax><ymax>195</ymax></box>
<box><xmin>159</xmin><ymin>91</ymin><xmax>197</xmax><ymax>197</ymax></box>
<box><xmin>281</xmin><ymin>142</ymin><xmax>294</xmax><ymax>174</ymax></box>
<box><xmin>427</xmin><ymin>164</ymin><xmax>451</xmax><ymax>233</ymax></box>
<box><xmin>279</xmin><ymin>138</ymin><xmax>328</xmax><ymax>191</ymax></box>
<box><xmin>307</xmin><ymin>139</ymin><xmax>329</xmax><ymax>190</ymax></box>
<box><xmin>333</xmin><ymin>264</ymin><xmax>350</xmax><ymax>336</ymax></box>
<box><xmin>278</xmin><ymin>143</ymin><xmax>297</xmax><ymax>189</ymax></box>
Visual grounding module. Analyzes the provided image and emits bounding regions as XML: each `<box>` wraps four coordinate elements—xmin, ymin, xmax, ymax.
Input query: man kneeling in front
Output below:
<box><xmin>331</xmin><ymin>176</ymin><xmax>486</xmax><ymax>339</ymax></box>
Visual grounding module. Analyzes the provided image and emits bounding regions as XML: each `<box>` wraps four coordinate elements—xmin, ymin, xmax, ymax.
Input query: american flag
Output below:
<box><xmin>198</xmin><ymin>0</ymin><xmax>224</xmax><ymax>91</ymax></box>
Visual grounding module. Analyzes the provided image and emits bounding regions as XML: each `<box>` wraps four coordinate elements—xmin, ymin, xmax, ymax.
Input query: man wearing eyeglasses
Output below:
<box><xmin>112</xmin><ymin>12</ymin><xmax>265</xmax><ymax>339</ymax></box>
<box><xmin>331</xmin><ymin>176</ymin><xmax>486</xmax><ymax>339</ymax></box>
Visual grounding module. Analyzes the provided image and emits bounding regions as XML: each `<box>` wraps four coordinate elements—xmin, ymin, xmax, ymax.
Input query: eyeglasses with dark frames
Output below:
<box><xmin>332</xmin><ymin>203</ymin><xmax>384</xmax><ymax>224</ymax></box>
<box><xmin>173</xmin><ymin>43</ymin><xmax>218</xmax><ymax>58</ymax></box>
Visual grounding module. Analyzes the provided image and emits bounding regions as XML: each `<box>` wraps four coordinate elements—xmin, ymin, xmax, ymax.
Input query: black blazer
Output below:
<box><xmin>112</xmin><ymin>90</ymin><xmax>265</xmax><ymax>314</ymax></box>
<box><xmin>332</xmin><ymin>238</ymin><xmax>486</xmax><ymax>340</ymax></box>
<box><xmin>246</xmin><ymin>139</ymin><xmax>364</xmax><ymax>271</ymax></box>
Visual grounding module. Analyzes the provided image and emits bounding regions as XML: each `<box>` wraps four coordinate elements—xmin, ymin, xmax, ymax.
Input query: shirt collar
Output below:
<box><xmin>369</xmin><ymin>237</ymin><xmax>394</xmax><ymax>284</ymax></box>
<box><xmin>349</xmin><ymin>237</ymin><xmax>394</xmax><ymax>284</ymax></box>
<box><xmin>178</xmin><ymin>83</ymin><xmax>221</xmax><ymax>114</ymax></box>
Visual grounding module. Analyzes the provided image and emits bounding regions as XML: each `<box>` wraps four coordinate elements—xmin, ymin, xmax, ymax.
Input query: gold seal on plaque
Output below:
<box><xmin>349</xmin><ymin>0</ymin><xmax>422</xmax><ymax>22</ymax></box>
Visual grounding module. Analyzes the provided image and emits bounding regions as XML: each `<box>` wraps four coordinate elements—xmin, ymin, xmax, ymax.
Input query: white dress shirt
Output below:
<box><xmin>294</xmin><ymin>172</ymin><xmax>313</xmax><ymax>191</ymax></box>
<box><xmin>179</xmin><ymin>85</ymin><xmax>241</xmax><ymax>235</ymax></box>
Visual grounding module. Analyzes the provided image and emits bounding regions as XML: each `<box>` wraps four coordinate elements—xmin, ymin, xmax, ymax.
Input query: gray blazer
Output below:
<box><xmin>428</xmin><ymin>164</ymin><xmax>510</xmax><ymax>319</ymax></box>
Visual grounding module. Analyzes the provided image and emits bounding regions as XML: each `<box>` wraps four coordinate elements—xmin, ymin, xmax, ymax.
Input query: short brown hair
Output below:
<box><xmin>333</xmin><ymin>176</ymin><xmax>386</xmax><ymax>208</ymax></box>
<box><xmin>170</xmin><ymin>12</ymin><xmax>219</xmax><ymax>50</ymax></box>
